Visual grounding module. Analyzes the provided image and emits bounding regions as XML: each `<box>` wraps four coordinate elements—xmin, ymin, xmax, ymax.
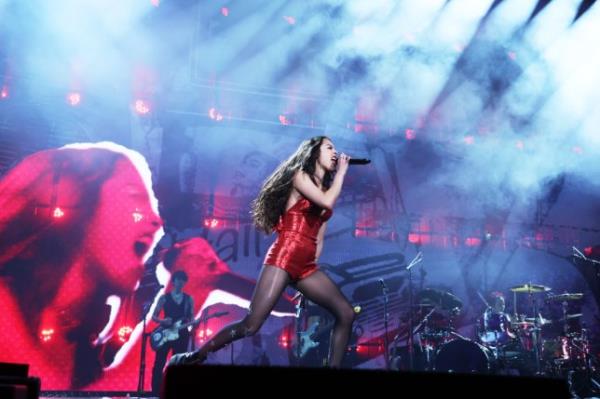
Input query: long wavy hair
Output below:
<box><xmin>0</xmin><ymin>143</ymin><xmax>158</xmax><ymax>388</ymax></box>
<box><xmin>251</xmin><ymin>136</ymin><xmax>334</xmax><ymax>234</ymax></box>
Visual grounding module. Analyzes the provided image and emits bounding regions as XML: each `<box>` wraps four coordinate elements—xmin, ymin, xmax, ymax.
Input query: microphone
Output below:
<box><xmin>349</xmin><ymin>158</ymin><xmax>371</xmax><ymax>165</ymax></box>
<box><xmin>379</xmin><ymin>278</ymin><xmax>388</xmax><ymax>291</ymax></box>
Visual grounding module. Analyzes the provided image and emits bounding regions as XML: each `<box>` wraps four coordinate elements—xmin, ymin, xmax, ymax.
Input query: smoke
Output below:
<box><xmin>3</xmin><ymin>0</ymin><xmax>600</xmax><ymax>221</ymax></box>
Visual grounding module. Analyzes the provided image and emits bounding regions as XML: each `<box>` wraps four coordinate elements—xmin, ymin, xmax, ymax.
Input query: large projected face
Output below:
<box><xmin>0</xmin><ymin>143</ymin><xmax>163</xmax><ymax>389</ymax></box>
<box><xmin>84</xmin><ymin>158</ymin><xmax>162</xmax><ymax>292</ymax></box>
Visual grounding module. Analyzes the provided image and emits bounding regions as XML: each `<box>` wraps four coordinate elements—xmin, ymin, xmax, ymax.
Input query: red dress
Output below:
<box><xmin>264</xmin><ymin>197</ymin><xmax>333</xmax><ymax>281</ymax></box>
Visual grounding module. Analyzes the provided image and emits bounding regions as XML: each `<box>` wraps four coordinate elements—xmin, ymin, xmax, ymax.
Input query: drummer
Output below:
<box><xmin>479</xmin><ymin>292</ymin><xmax>516</xmax><ymax>346</ymax></box>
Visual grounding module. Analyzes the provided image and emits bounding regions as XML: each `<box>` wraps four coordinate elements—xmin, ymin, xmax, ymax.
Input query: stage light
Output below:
<box><xmin>278</xmin><ymin>332</ymin><xmax>290</xmax><ymax>349</ymax></box>
<box><xmin>221</xmin><ymin>7</ymin><xmax>229</xmax><ymax>17</ymax></box>
<box><xmin>197</xmin><ymin>328</ymin><xmax>213</xmax><ymax>339</ymax></box>
<box><xmin>204</xmin><ymin>218</ymin><xmax>220</xmax><ymax>228</ymax></box>
<box><xmin>208</xmin><ymin>107</ymin><xmax>223</xmax><ymax>121</ymax></box>
<box><xmin>40</xmin><ymin>328</ymin><xmax>55</xmax><ymax>343</ymax></box>
<box><xmin>52</xmin><ymin>207</ymin><xmax>65</xmax><ymax>219</ymax></box>
<box><xmin>135</xmin><ymin>99</ymin><xmax>151</xmax><ymax>115</ymax></box>
<box><xmin>278</xmin><ymin>114</ymin><xmax>291</xmax><ymax>125</ymax></box>
<box><xmin>67</xmin><ymin>92</ymin><xmax>81</xmax><ymax>107</ymax></box>
<box><xmin>516</xmin><ymin>140</ymin><xmax>524</xmax><ymax>150</ymax></box>
<box><xmin>283</xmin><ymin>16</ymin><xmax>296</xmax><ymax>25</ymax></box>
<box><xmin>150</xmin><ymin>0</ymin><xmax>160</xmax><ymax>6</ymax></box>
<box><xmin>0</xmin><ymin>85</ymin><xmax>8</xmax><ymax>99</ymax></box>
<box><xmin>463</xmin><ymin>136</ymin><xmax>475</xmax><ymax>145</ymax></box>
<box><xmin>118</xmin><ymin>325</ymin><xmax>133</xmax><ymax>343</ymax></box>
<box><xmin>465</xmin><ymin>237</ymin><xmax>481</xmax><ymax>246</ymax></box>
<box><xmin>405</xmin><ymin>128</ymin><xmax>416</xmax><ymax>140</ymax></box>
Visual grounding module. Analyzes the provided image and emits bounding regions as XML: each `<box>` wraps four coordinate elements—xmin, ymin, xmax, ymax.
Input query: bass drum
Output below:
<box><xmin>435</xmin><ymin>339</ymin><xmax>492</xmax><ymax>373</ymax></box>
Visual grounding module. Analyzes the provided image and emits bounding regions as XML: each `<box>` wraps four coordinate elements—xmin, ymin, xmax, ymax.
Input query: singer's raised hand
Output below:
<box><xmin>337</xmin><ymin>152</ymin><xmax>351</xmax><ymax>175</ymax></box>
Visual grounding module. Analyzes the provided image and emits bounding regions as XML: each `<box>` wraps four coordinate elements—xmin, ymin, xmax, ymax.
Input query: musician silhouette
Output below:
<box><xmin>151</xmin><ymin>270</ymin><xmax>194</xmax><ymax>394</ymax></box>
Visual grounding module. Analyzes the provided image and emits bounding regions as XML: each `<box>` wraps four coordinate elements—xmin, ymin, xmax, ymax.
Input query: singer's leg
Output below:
<box><xmin>296</xmin><ymin>271</ymin><xmax>355</xmax><ymax>368</ymax></box>
<box><xmin>171</xmin><ymin>265</ymin><xmax>290</xmax><ymax>364</ymax></box>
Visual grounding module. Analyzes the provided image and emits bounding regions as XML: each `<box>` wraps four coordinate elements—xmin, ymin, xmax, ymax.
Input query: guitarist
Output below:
<box><xmin>151</xmin><ymin>270</ymin><xmax>195</xmax><ymax>394</ymax></box>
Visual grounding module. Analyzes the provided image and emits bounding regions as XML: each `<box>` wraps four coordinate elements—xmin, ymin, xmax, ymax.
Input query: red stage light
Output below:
<box><xmin>0</xmin><ymin>86</ymin><xmax>8</xmax><ymax>99</ymax></box>
<box><xmin>40</xmin><ymin>328</ymin><xmax>55</xmax><ymax>343</ymax></box>
<box><xmin>405</xmin><ymin>128</ymin><xmax>416</xmax><ymax>140</ymax></box>
<box><xmin>67</xmin><ymin>92</ymin><xmax>81</xmax><ymax>107</ymax></box>
<box><xmin>465</xmin><ymin>237</ymin><xmax>481</xmax><ymax>246</ymax></box>
<box><xmin>463</xmin><ymin>136</ymin><xmax>475</xmax><ymax>145</ymax></box>
<box><xmin>278</xmin><ymin>333</ymin><xmax>290</xmax><ymax>349</ymax></box>
<box><xmin>204</xmin><ymin>218</ymin><xmax>220</xmax><ymax>229</ymax></box>
<box><xmin>221</xmin><ymin>7</ymin><xmax>229</xmax><ymax>16</ymax></box>
<box><xmin>52</xmin><ymin>207</ymin><xmax>65</xmax><ymax>219</ymax></box>
<box><xmin>278</xmin><ymin>115</ymin><xmax>291</xmax><ymax>125</ymax></box>
<box><xmin>118</xmin><ymin>325</ymin><xmax>133</xmax><ymax>343</ymax></box>
<box><xmin>197</xmin><ymin>328</ymin><xmax>213</xmax><ymax>340</ymax></box>
<box><xmin>135</xmin><ymin>99</ymin><xmax>151</xmax><ymax>115</ymax></box>
<box><xmin>408</xmin><ymin>233</ymin><xmax>420</xmax><ymax>244</ymax></box>
<box><xmin>150</xmin><ymin>0</ymin><xmax>160</xmax><ymax>6</ymax></box>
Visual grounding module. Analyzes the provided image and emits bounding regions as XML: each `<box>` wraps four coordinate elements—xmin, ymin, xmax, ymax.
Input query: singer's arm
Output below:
<box><xmin>293</xmin><ymin>161</ymin><xmax>348</xmax><ymax>210</ymax></box>
<box><xmin>315</xmin><ymin>222</ymin><xmax>327</xmax><ymax>262</ymax></box>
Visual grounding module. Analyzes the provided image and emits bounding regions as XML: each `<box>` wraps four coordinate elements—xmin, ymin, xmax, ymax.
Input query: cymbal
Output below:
<box><xmin>524</xmin><ymin>316</ymin><xmax>551</xmax><ymax>326</ymax></box>
<box><xmin>529</xmin><ymin>314</ymin><xmax>583</xmax><ymax>325</ymax></box>
<box><xmin>546</xmin><ymin>293</ymin><xmax>584</xmax><ymax>302</ymax></box>
<box><xmin>512</xmin><ymin>321</ymin><xmax>535</xmax><ymax>327</ymax></box>
<box><xmin>417</xmin><ymin>288</ymin><xmax>463</xmax><ymax>311</ymax></box>
<box><xmin>509</xmin><ymin>284</ymin><xmax>551</xmax><ymax>293</ymax></box>
<box><xmin>555</xmin><ymin>313</ymin><xmax>583</xmax><ymax>322</ymax></box>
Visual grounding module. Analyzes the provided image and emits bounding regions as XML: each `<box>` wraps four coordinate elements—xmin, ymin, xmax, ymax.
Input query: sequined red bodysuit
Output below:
<box><xmin>264</xmin><ymin>197</ymin><xmax>333</xmax><ymax>281</ymax></box>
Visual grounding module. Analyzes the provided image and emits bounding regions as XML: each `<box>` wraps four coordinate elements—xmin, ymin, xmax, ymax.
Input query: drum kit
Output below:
<box><xmin>391</xmin><ymin>283</ymin><xmax>592</xmax><ymax>377</ymax></box>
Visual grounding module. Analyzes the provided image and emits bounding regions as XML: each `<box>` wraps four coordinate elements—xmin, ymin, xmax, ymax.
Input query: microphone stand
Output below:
<box><xmin>380</xmin><ymin>280</ymin><xmax>390</xmax><ymax>370</ymax></box>
<box><xmin>137</xmin><ymin>302</ymin><xmax>152</xmax><ymax>394</ymax></box>
<box><xmin>573</xmin><ymin>246</ymin><xmax>600</xmax><ymax>266</ymax></box>
<box><xmin>295</xmin><ymin>294</ymin><xmax>305</xmax><ymax>363</ymax></box>
<box><xmin>405</xmin><ymin>252</ymin><xmax>423</xmax><ymax>370</ymax></box>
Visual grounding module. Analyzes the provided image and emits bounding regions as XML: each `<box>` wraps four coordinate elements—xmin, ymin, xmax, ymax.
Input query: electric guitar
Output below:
<box><xmin>150</xmin><ymin>311</ymin><xmax>228</xmax><ymax>351</ymax></box>
<box><xmin>293</xmin><ymin>320</ymin><xmax>324</xmax><ymax>358</ymax></box>
<box><xmin>292</xmin><ymin>304</ymin><xmax>360</xmax><ymax>359</ymax></box>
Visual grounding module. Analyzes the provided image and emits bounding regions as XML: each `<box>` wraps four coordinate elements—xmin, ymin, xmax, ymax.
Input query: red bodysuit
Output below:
<box><xmin>264</xmin><ymin>196</ymin><xmax>333</xmax><ymax>281</ymax></box>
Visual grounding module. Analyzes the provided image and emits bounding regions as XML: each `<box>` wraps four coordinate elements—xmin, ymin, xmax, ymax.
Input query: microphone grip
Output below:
<box><xmin>349</xmin><ymin>158</ymin><xmax>371</xmax><ymax>165</ymax></box>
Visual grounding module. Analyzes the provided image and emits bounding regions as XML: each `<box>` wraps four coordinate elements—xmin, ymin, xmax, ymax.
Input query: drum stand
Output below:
<box><xmin>405</xmin><ymin>252</ymin><xmax>423</xmax><ymax>370</ymax></box>
<box><xmin>419</xmin><ymin>307</ymin><xmax>437</xmax><ymax>371</ymax></box>
<box><xmin>529</xmin><ymin>290</ymin><xmax>543</xmax><ymax>375</ymax></box>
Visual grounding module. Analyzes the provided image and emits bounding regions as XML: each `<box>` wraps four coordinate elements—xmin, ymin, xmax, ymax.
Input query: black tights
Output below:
<box><xmin>195</xmin><ymin>265</ymin><xmax>355</xmax><ymax>367</ymax></box>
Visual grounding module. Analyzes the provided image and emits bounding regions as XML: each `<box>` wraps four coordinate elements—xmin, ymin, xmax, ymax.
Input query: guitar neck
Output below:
<box><xmin>175</xmin><ymin>311</ymin><xmax>227</xmax><ymax>330</ymax></box>
<box><xmin>176</xmin><ymin>319</ymin><xmax>197</xmax><ymax>330</ymax></box>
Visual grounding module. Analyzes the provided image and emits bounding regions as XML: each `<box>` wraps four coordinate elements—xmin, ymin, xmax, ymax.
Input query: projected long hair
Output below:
<box><xmin>251</xmin><ymin>136</ymin><xmax>333</xmax><ymax>234</ymax></box>
<box><xmin>0</xmin><ymin>147</ymin><xmax>124</xmax><ymax>330</ymax></box>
